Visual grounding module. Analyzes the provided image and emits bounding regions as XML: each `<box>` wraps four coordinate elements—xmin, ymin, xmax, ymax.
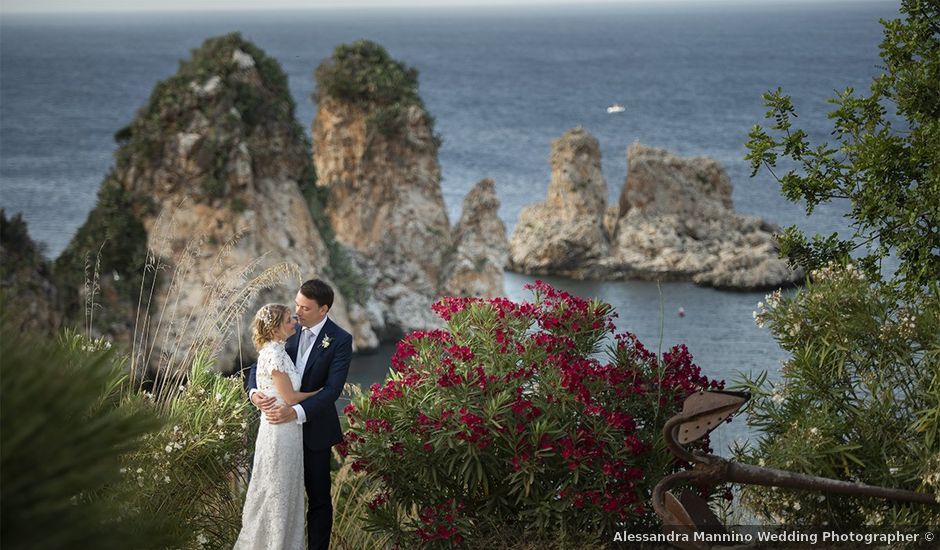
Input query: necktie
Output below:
<box><xmin>298</xmin><ymin>329</ymin><xmax>314</xmax><ymax>362</ymax></box>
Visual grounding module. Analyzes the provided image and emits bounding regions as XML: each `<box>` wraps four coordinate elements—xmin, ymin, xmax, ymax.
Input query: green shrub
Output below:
<box><xmin>315</xmin><ymin>40</ymin><xmax>435</xmax><ymax>138</ymax></box>
<box><xmin>0</xmin><ymin>319</ymin><xmax>177</xmax><ymax>550</ymax></box>
<box><xmin>1</xmin><ymin>209</ymin><xmax>48</xmax><ymax>283</ymax></box>
<box><xmin>366</xmin><ymin>102</ymin><xmax>407</xmax><ymax>138</ymax></box>
<box><xmin>315</xmin><ymin>40</ymin><xmax>421</xmax><ymax>107</ymax></box>
<box><xmin>340</xmin><ymin>282</ymin><xmax>727</xmax><ymax>547</ymax></box>
<box><xmin>120</xmin><ymin>351</ymin><xmax>258</xmax><ymax>548</ymax></box>
<box><xmin>736</xmin><ymin>265</ymin><xmax>940</xmax><ymax>526</ymax></box>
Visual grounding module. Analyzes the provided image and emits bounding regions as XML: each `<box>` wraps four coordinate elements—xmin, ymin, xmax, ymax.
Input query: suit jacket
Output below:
<box><xmin>247</xmin><ymin>317</ymin><xmax>352</xmax><ymax>451</ymax></box>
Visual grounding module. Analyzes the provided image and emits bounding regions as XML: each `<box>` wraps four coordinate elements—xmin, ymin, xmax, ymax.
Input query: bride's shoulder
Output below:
<box><xmin>258</xmin><ymin>340</ymin><xmax>286</xmax><ymax>356</ymax></box>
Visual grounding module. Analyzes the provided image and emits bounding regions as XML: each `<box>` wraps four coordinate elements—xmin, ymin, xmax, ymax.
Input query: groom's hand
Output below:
<box><xmin>251</xmin><ymin>391</ymin><xmax>277</xmax><ymax>411</ymax></box>
<box><xmin>265</xmin><ymin>404</ymin><xmax>298</xmax><ymax>424</ymax></box>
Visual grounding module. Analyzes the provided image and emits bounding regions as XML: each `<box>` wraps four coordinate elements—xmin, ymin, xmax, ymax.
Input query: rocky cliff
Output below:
<box><xmin>443</xmin><ymin>179</ymin><xmax>509</xmax><ymax>298</ymax></box>
<box><xmin>509</xmin><ymin>131</ymin><xmax>801</xmax><ymax>290</ymax></box>
<box><xmin>312</xmin><ymin>41</ymin><xmax>507</xmax><ymax>334</ymax></box>
<box><xmin>508</xmin><ymin>128</ymin><xmax>611</xmax><ymax>278</ymax></box>
<box><xmin>56</xmin><ymin>34</ymin><xmax>377</xmax><ymax>371</ymax></box>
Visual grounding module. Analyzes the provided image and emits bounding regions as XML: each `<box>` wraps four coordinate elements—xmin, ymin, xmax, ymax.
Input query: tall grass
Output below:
<box><xmin>330</xmin><ymin>448</ymin><xmax>393</xmax><ymax>550</ymax></box>
<box><xmin>122</xmin><ymin>205</ymin><xmax>301</xmax><ymax>409</ymax></box>
<box><xmin>66</xmin><ymin>207</ymin><xmax>306</xmax><ymax>547</ymax></box>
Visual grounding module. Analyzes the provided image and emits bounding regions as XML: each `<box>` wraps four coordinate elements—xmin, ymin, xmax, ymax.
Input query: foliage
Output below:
<box><xmin>737</xmin><ymin>1</ymin><xmax>940</xmax><ymax>527</ymax></box>
<box><xmin>744</xmin><ymin>0</ymin><xmax>939</xmax><ymax>296</ymax></box>
<box><xmin>0</xmin><ymin>318</ymin><xmax>177</xmax><ymax>550</ymax></box>
<box><xmin>0</xmin><ymin>210</ymin><xmax>60</xmax><ymax>333</ymax></box>
<box><xmin>0</xmin><ymin>209</ymin><xmax>47</xmax><ymax>275</ymax></box>
<box><xmin>119</xmin><ymin>352</ymin><xmax>258</xmax><ymax>549</ymax></box>
<box><xmin>315</xmin><ymin>40</ymin><xmax>432</xmax><ymax>138</ymax></box>
<box><xmin>736</xmin><ymin>266</ymin><xmax>940</xmax><ymax>526</ymax></box>
<box><xmin>330</xmin><ymin>447</ymin><xmax>394</xmax><ymax>550</ymax></box>
<box><xmin>340</xmin><ymin>282</ymin><xmax>726</xmax><ymax>547</ymax></box>
<box><xmin>53</xmin><ymin>175</ymin><xmax>150</xmax><ymax>326</ymax></box>
<box><xmin>315</xmin><ymin>39</ymin><xmax>421</xmax><ymax>107</ymax></box>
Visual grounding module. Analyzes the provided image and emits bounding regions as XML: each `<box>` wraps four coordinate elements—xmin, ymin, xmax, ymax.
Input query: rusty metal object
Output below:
<box><xmin>651</xmin><ymin>389</ymin><xmax>940</xmax><ymax>549</ymax></box>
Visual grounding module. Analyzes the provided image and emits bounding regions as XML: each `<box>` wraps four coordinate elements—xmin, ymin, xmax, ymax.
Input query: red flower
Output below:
<box><xmin>365</xmin><ymin>418</ymin><xmax>392</xmax><ymax>433</ymax></box>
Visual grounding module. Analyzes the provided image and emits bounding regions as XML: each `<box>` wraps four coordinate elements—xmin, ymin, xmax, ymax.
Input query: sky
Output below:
<box><xmin>0</xmin><ymin>0</ymin><xmax>865</xmax><ymax>14</ymax></box>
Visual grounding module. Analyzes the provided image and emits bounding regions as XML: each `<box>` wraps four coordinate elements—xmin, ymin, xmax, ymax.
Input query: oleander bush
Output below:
<box><xmin>340</xmin><ymin>281</ymin><xmax>727</xmax><ymax>547</ymax></box>
<box><xmin>736</xmin><ymin>265</ymin><xmax>940</xmax><ymax>527</ymax></box>
<box><xmin>119</xmin><ymin>351</ymin><xmax>258</xmax><ymax>549</ymax></box>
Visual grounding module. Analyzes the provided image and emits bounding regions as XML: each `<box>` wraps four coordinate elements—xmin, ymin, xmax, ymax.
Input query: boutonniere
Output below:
<box><xmin>321</xmin><ymin>335</ymin><xmax>332</xmax><ymax>349</ymax></box>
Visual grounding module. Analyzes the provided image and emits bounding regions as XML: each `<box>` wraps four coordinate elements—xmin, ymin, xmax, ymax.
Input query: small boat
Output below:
<box><xmin>606</xmin><ymin>103</ymin><xmax>626</xmax><ymax>114</ymax></box>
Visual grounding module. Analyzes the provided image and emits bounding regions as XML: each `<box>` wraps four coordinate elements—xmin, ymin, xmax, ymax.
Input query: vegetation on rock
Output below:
<box><xmin>53</xmin><ymin>176</ymin><xmax>149</xmax><ymax>326</ymax></box>
<box><xmin>315</xmin><ymin>39</ymin><xmax>435</xmax><ymax>138</ymax></box>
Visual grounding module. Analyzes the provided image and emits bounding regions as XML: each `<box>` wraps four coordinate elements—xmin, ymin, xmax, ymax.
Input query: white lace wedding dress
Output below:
<box><xmin>234</xmin><ymin>340</ymin><xmax>305</xmax><ymax>550</ymax></box>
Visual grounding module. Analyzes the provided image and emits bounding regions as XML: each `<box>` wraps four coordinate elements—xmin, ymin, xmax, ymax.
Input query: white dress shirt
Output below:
<box><xmin>290</xmin><ymin>316</ymin><xmax>328</xmax><ymax>424</ymax></box>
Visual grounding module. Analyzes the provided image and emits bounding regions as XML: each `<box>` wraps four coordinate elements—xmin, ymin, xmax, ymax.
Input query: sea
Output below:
<box><xmin>0</xmin><ymin>1</ymin><xmax>899</xmax><ymax>452</ymax></box>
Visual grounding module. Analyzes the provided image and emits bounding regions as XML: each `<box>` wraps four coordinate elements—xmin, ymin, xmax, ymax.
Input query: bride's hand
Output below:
<box><xmin>251</xmin><ymin>391</ymin><xmax>278</xmax><ymax>411</ymax></box>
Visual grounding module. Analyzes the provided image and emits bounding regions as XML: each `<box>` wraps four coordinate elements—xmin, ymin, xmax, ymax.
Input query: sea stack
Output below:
<box><xmin>57</xmin><ymin>33</ymin><xmax>377</xmax><ymax>370</ymax></box>
<box><xmin>312</xmin><ymin>40</ymin><xmax>508</xmax><ymax>335</ymax></box>
<box><xmin>509</xmin><ymin>130</ymin><xmax>801</xmax><ymax>290</ymax></box>
<box><xmin>442</xmin><ymin>178</ymin><xmax>510</xmax><ymax>298</ymax></box>
<box><xmin>508</xmin><ymin>128</ymin><xmax>611</xmax><ymax>278</ymax></box>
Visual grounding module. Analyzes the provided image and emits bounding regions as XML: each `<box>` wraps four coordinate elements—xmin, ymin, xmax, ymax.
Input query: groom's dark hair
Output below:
<box><xmin>300</xmin><ymin>278</ymin><xmax>334</xmax><ymax>309</ymax></box>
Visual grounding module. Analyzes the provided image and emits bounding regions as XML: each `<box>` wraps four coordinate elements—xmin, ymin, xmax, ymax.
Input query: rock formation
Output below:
<box><xmin>613</xmin><ymin>142</ymin><xmax>801</xmax><ymax>289</ymax></box>
<box><xmin>57</xmin><ymin>34</ymin><xmax>377</xmax><ymax>371</ymax></box>
<box><xmin>508</xmin><ymin>128</ymin><xmax>611</xmax><ymax>278</ymax></box>
<box><xmin>47</xmin><ymin>36</ymin><xmax>513</xmax><ymax>369</ymax></box>
<box><xmin>442</xmin><ymin>179</ymin><xmax>509</xmax><ymax>298</ymax></box>
<box><xmin>312</xmin><ymin>40</ymin><xmax>507</xmax><ymax>334</ymax></box>
<box><xmin>509</xmin><ymin>131</ymin><xmax>801</xmax><ymax>290</ymax></box>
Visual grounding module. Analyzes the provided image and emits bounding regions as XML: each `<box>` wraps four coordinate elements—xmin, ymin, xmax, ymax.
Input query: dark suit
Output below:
<box><xmin>247</xmin><ymin>317</ymin><xmax>352</xmax><ymax>550</ymax></box>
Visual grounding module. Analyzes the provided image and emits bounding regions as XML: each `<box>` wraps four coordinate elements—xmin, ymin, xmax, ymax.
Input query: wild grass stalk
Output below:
<box><xmin>82</xmin><ymin>243</ymin><xmax>105</xmax><ymax>340</ymax></box>
<box><xmin>111</xmin><ymin>203</ymin><xmax>302</xmax><ymax>409</ymax></box>
<box><xmin>330</xmin><ymin>451</ymin><xmax>391</xmax><ymax>550</ymax></box>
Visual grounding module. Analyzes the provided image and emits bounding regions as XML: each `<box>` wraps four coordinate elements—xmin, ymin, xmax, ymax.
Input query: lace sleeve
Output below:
<box><xmin>257</xmin><ymin>345</ymin><xmax>292</xmax><ymax>379</ymax></box>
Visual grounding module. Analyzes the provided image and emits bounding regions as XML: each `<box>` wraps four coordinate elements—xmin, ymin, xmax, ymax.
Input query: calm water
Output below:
<box><xmin>0</xmin><ymin>1</ymin><xmax>898</xmax><ymax>450</ymax></box>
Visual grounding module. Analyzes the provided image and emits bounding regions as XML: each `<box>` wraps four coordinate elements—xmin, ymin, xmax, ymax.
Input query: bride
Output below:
<box><xmin>234</xmin><ymin>304</ymin><xmax>319</xmax><ymax>549</ymax></box>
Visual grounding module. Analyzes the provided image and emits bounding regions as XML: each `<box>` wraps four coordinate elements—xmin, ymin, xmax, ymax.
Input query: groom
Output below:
<box><xmin>248</xmin><ymin>278</ymin><xmax>352</xmax><ymax>550</ymax></box>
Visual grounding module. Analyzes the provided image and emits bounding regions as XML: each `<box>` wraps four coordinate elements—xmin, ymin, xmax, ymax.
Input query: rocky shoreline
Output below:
<box><xmin>509</xmin><ymin>129</ymin><xmax>802</xmax><ymax>291</ymax></box>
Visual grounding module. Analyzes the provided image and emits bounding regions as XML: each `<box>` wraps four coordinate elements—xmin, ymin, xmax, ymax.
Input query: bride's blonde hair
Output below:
<box><xmin>252</xmin><ymin>303</ymin><xmax>291</xmax><ymax>350</ymax></box>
